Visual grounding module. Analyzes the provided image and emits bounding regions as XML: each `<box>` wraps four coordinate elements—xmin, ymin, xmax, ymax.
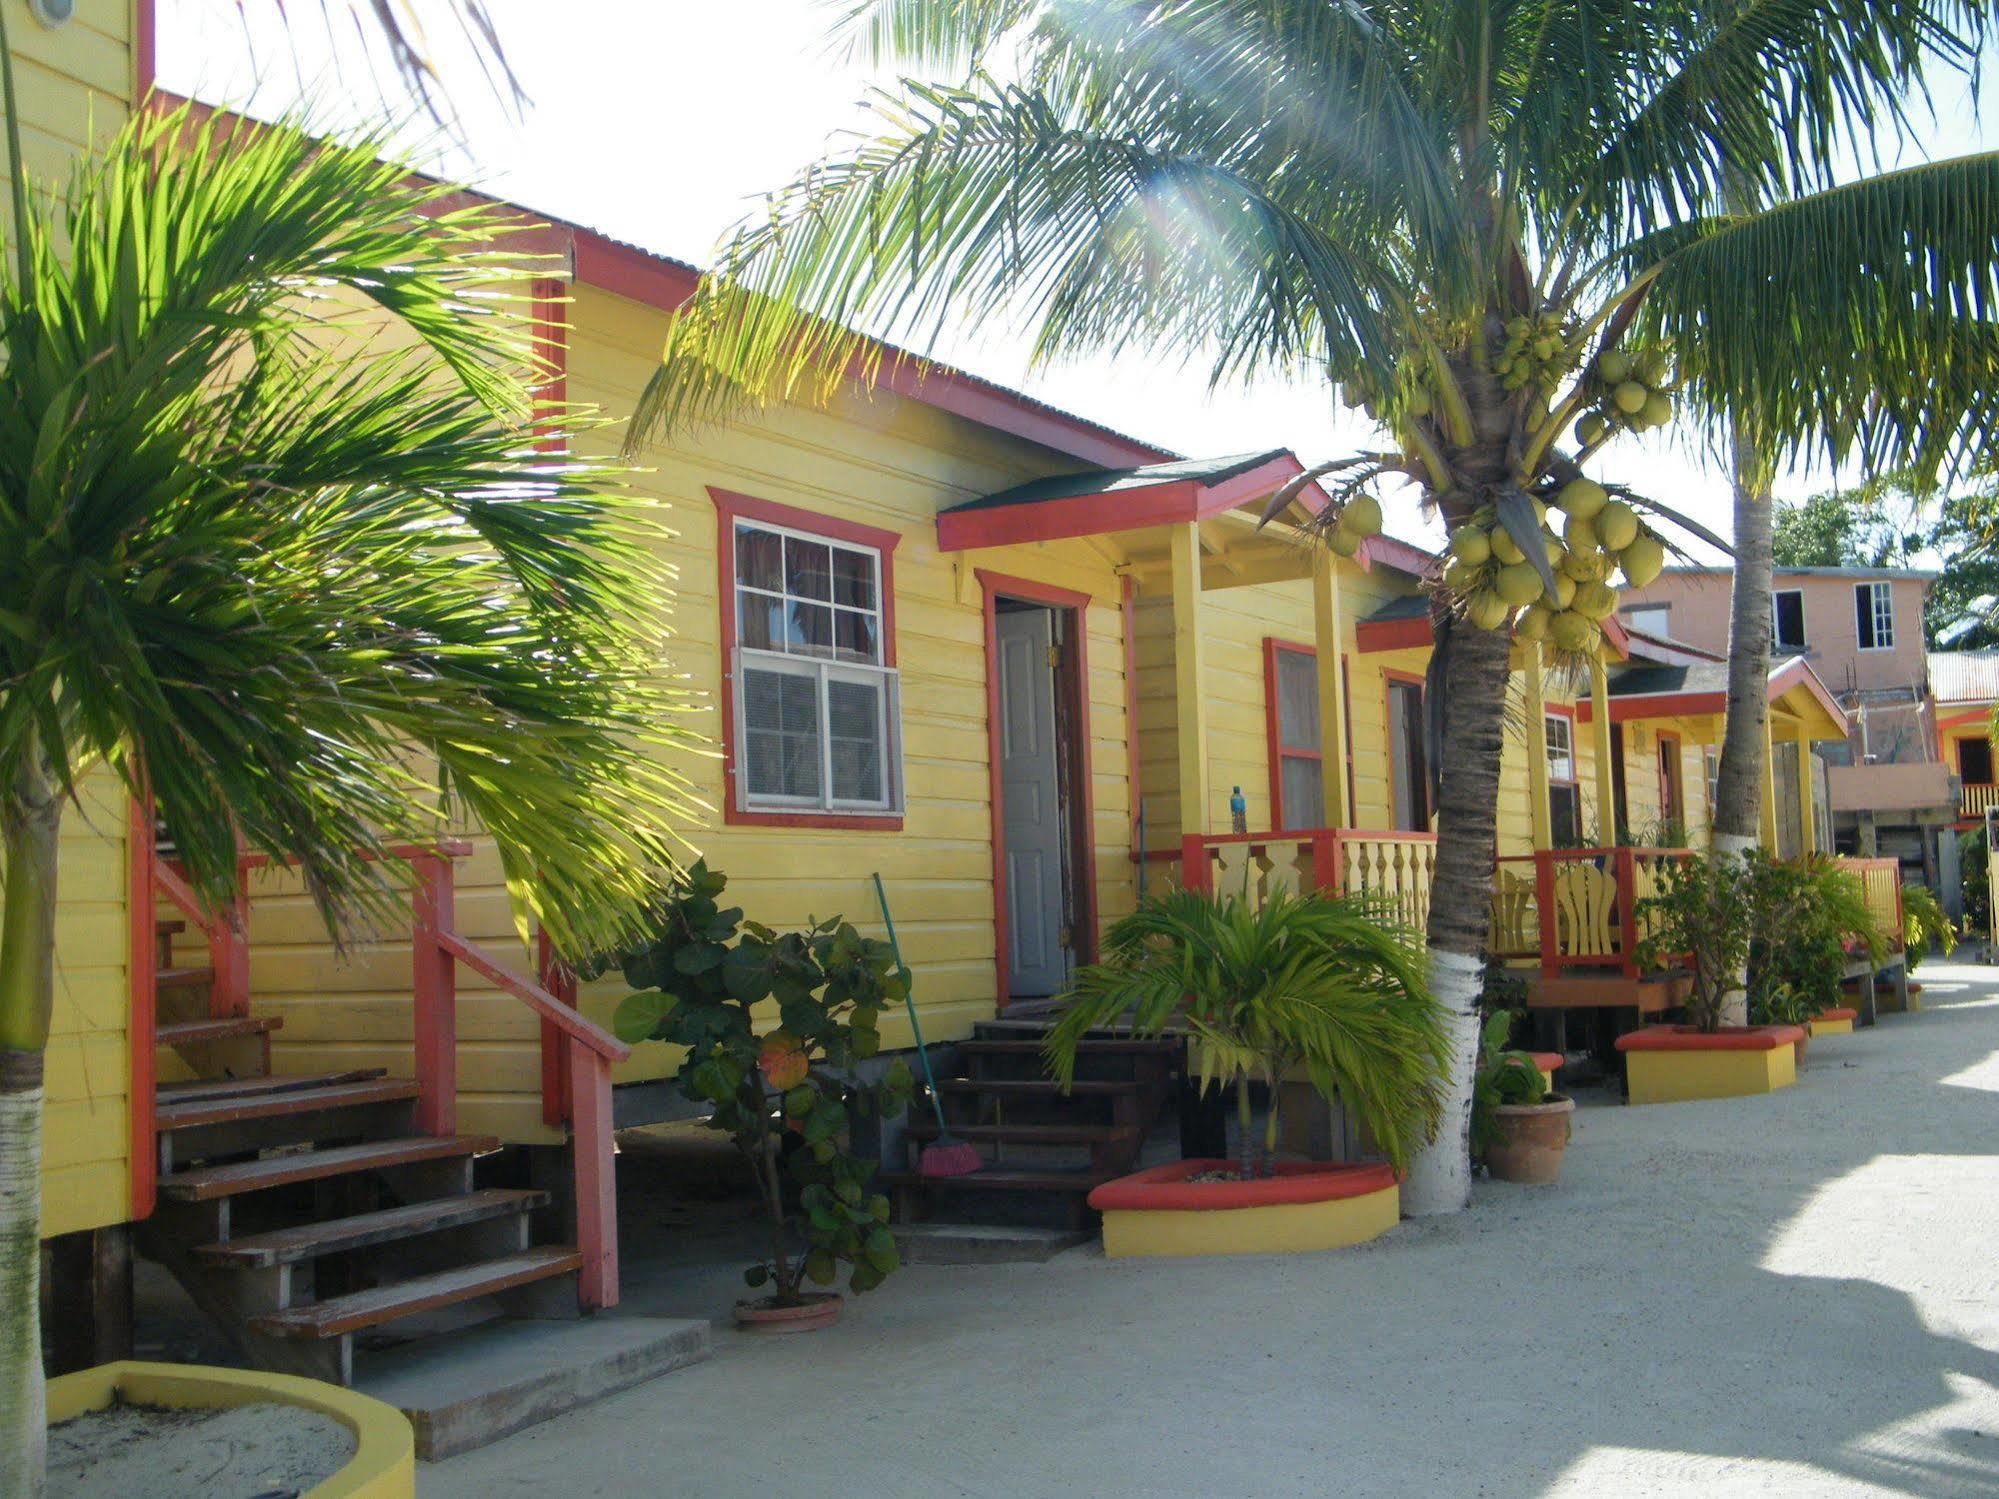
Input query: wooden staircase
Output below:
<box><xmin>139</xmin><ymin>917</ymin><xmax>579</xmax><ymax>1386</ymax></box>
<box><xmin>880</xmin><ymin>1021</ymin><xmax>1184</xmax><ymax>1230</ymax></box>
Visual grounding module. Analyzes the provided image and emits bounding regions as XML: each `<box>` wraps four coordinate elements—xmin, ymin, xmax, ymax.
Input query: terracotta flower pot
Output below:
<box><xmin>1486</xmin><ymin>1095</ymin><xmax>1574</xmax><ymax>1185</ymax></box>
<box><xmin>734</xmin><ymin>1292</ymin><xmax>843</xmax><ymax>1334</ymax></box>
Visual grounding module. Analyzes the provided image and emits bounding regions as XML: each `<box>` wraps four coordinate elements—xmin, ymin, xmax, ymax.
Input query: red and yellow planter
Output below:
<box><xmin>1807</xmin><ymin>1006</ymin><xmax>1858</xmax><ymax>1038</ymax></box>
<box><xmin>1524</xmin><ymin>1051</ymin><xmax>1562</xmax><ymax>1094</ymax></box>
<box><xmin>1615</xmin><ymin>1025</ymin><xmax>1805</xmax><ymax>1106</ymax></box>
<box><xmin>1088</xmin><ymin>1160</ymin><xmax>1399</xmax><ymax>1258</ymax></box>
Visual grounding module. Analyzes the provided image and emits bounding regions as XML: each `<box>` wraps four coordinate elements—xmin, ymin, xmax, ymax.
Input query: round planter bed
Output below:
<box><xmin>1087</xmin><ymin>1159</ymin><xmax>1399</xmax><ymax>1258</ymax></box>
<box><xmin>734</xmin><ymin>1293</ymin><xmax>843</xmax><ymax>1333</ymax></box>
<box><xmin>1807</xmin><ymin>1006</ymin><xmax>1858</xmax><ymax>1038</ymax></box>
<box><xmin>1614</xmin><ymin>1024</ymin><xmax>1805</xmax><ymax>1106</ymax></box>
<box><xmin>47</xmin><ymin>1360</ymin><xmax>413</xmax><ymax>1499</ymax></box>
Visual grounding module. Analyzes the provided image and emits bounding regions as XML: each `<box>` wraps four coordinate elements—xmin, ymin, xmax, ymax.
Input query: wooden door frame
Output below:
<box><xmin>1656</xmin><ymin>729</ymin><xmax>1685</xmax><ymax>831</ymax></box>
<box><xmin>1382</xmin><ymin>668</ymin><xmax>1429</xmax><ymax>830</ymax></box>
<box><xmin>980</xmin><ymin>570</ymin><xmax>1098</xmax><ymax>1008</ymax></box>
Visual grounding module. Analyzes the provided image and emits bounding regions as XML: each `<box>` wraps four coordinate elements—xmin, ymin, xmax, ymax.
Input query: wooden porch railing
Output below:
<box><xmin>147</xmin><ymin>839</ymin><xmax>630</xmax><ymax>1309</ymax></box>
<box><xmin>1836</xmin><ymin>855</ymin><xmax>1906</xmax><ymax>954</ymax></box>
<box><xmin>1179</xmin><ymin>828</ymin><xmax>1439</xmax><ymax>932</ymax></box>
<box><xmin>1491</xmin><ymin>848</ymin><xmax>1695</xmax><ymax>979</ymax></box>
<box><xmin>1963</xmin><ymin>783</ymin><xmax>1999</xmax><ymax>820</ymax></box>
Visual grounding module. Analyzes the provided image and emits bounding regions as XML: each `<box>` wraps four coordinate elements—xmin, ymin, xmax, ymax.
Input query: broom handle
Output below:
<box><xmin>873</xmin><ymin>873</ymin><xmax>951</xmax><ymax>1131</ymax></box>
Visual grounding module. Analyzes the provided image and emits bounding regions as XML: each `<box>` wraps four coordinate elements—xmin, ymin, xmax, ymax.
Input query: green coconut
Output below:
<box><xmin>1563</xmin><ymin>514</ymin><xmax>1599</xmax><ymax>552</ymax></box>
<box><xmin>1595</xmin><ymin>500</ymin><xmax>1639</xmax><ymax>552</ymax></box>
<box><xmin>1597</xmin><ymin>350</ymin><xmax>1633</xmax><ymax>384</ymax></box>
<box><xmin>1620</xmin><ymin>533</ymin><xmax>1667</xmax><ymax>587</ymax></box>
<box><xmin>1556</xmin><ymin>478</ymin><xmax>1608</xmax><ymax>520</ymax></box>
<box><xmin>1496</xmin><ymin>561</ymin><xmax>1545</xmax><ymax>606</ymax></box>
<box><xmin>1326</xmin><ymin>523</ymin><xmax>1362</xmax><ymax>558</ymax></box>
<box><xmin>1441</xmin><ymin>556</ymin><xmax>1474</xmax><ymax>593</ymax></box>
<box><xmin>1465</xmin><ymin>589</ymin><xmax>1512</xmax><ymax>632</ymax></box>
<box><xmin>1343</xmin><ymin>494</ymin><xmax>1384</xmax><ymax>536</ymax></box>
<box><xmin>1641</xmin><ymin>391</ymin><xmax>1673</xmax><ymax>428</ymax></box>
<box><xmin>1576</xmin><ymin>410</ymin><xmax>1610</xmax><ymax>446</ymax></box>
<box><xmin>1489</xmin><ymin>527</ymin><xmax>1526</xmax><ymax>566</ymax></box>
<box><xmin>1550</xmin><ymin>610</ymin><xmax>1596</xmax><ymax>653</ymax></box>
<box><xmin>1547</xmin><ymin>572</ymin><xmax>1578</xmax><ymax>609</ymax></box>
<box><xmin>1448</xmin><ymin>527</ymin><xmax>1492</xmax><ymax>566</ymax></box>
<box><xmin>1612</xmin><ymin>380</ymin><xmax>1649</xmax><ymax>415</ymax></box>
<box><xmin>1636</xmin><ymin>348</ymin><xmax>1669</xmax><ymax>386</ymax></box>
<box><xmin>1574</xmin><ymin>581</ymin><xmax>1619</xmax><ymax>621</ymax></box>
<box><xmin>1514</xmin><ymin>603</ymin><xmax>1553</xmax><ymax>641</ymax></box>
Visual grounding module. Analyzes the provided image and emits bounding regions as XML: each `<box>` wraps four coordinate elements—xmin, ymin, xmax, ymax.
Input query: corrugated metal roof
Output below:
<box><xmin>1928</xmin><ymin>650</ymin><xmax>1999</xmax><ymax>705</ymax></box>
<box><xmin>943</xmin><ymin>451</ymin><xmax>1285</xmax><ymax>514</ymax></box>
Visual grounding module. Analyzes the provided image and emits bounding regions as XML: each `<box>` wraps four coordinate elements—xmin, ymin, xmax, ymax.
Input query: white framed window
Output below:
<box><xmin>1856</xmin><ymin>582</ymin><xmax>1895</xmax><ymax>651</ymax></box>
<box><xmin>732</xmin><ymin>518</ymin><xmax>902</xmax><ymax>814</ymax></box>
<box><xmin>1623</xmin><ymin>604</ymin><xmax>1671</xmax><ymax>636</ymax></box>
<box><xmin>1545</xmin><ymin>713</ymin><xmax>1581</xmax><ymax>845</ymax></box>
<box><xmin>1772</xmin><ymin>589</ymin><xmax>1806</xmax><ymax>651</ymax></box>
<box><xmin>1545</xmin><ymin>713</ymin><xmax>1576</xmax><ymax>783</ymax></box>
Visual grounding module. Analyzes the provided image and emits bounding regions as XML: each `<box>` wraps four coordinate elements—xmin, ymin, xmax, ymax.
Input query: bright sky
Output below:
<box><xmin>157</xmin><ymin>2</ymin><xmax>1999</xmax><ymax>557</ymax></box>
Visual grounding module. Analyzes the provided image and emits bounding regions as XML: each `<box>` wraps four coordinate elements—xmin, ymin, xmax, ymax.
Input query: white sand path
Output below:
<box><xmin>423</xmin><ymin>960</ymin><xmax>1999</xmax><ymax>1498</ymax></box>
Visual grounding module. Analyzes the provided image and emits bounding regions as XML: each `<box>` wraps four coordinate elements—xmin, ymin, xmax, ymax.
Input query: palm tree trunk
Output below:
<box><xmin>1712</xmin><ymin>424</ymin><xmax>1773</xmax><ymax>1028</ymax></box>
<box><xmin>0</xmin><ymin>763</ymin><xmax>59</xmax><ymax>1499</ymax></box>
<box><xmin>1403</xmin><ymin>614</ymin><xmax>1515</xmax><ymax>1216</ymax></box>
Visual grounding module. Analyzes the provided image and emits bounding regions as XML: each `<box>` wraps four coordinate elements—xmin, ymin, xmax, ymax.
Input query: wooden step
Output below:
<box><xmin>935</xmin><ymin>1078</ymin><xmax>1140</xmax><ymax>1099</ymax></box>
<box><xmin>155</xmin><ymin>1077</ymin><xmax>420</xmax><ymax>1132</ymax></box>
<box><xmin>902</xmin><ymin>1121</ymin><xmax>1137</xmax><ymax>1147</ymax></box>
<box><xmin>157</xmin><ymin>1069</ymin><xmax>386</xmax><ymax>1106</ymax></box>
<box><xmin>159</xmin><ymin>1135</ymin><xmax>497</xmax><ymax>1202</ymax></box>
<box><xmin>157</xmin><ymin>1015</ymin><xmax>280</xmax><ymax>1047</ymax></box>
<box><xmin>157</xmin><ymin>965</ymin><xmax>217</xmax><ymax>991</ymax></box>
<box><xmin>195</xmin><ymin>1189</ymin><xmax>551</xmax><ymax>1268</ymax></box>
<box><xmin>249</xmin><ymin>1246</ymin><xmax>581</xmax><ymax>1340</ymax></box>
<box><xmin>959</xmin><ymin>1038</ymin><xmax>1182</xmax><ymax>1057</ymax></box>
<box><xmin>879</xmin><ymin>1167</ymin><xmax>1113</xmax><ymax>1195</ymax></box>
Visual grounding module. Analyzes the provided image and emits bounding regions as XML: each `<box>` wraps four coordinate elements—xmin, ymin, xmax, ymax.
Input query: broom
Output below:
<box><xmin>872</xmin><ymin>872</ymin><xmax>982</xmax><ymax>1178</ymax></box>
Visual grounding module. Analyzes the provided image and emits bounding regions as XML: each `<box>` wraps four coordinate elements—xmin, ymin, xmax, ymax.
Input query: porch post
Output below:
<box><xmin>1310</xmin><ymin>549</ymin><xmax>1350</xmax><ymax>828</ymax></box>
<box><xmin>1760</xmin><ymin>713</ymin><xmax>1779</xmax><ymax>853</ymax></box>
<box><xmin>1522</xmin><ymin>646</ymin><xmax>1552</xmax><ymax>850</ymax></box>
<box><xmin>1794</xmin><ymin>723</ymin><xmax>1817</xmax><ymax>855</ymax></box>
<box><xmin>1589</xmin><ymin>652</ymin><xmax>1616</xmax><ymax>844</ymax></box>
<box><xmin>1170</xmin><ymin>522</ymin><xmax>1211</xmax><ymax>837</ymax></box>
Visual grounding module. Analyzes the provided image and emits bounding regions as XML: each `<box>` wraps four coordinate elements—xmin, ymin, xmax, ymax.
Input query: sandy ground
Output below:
<box><xmin>47</xmin><ymin>1399</ymin><xmax>352</xmax><ymax>1498</ymax></box>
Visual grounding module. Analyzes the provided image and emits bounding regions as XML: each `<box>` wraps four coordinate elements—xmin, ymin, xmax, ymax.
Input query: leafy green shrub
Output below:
<box><xmin>1745</xmin><ymin>855</ymin><xmax>1881</xmax><ymax>1026</ymax></box>
<box><xmin>1960</xmin><ymin>827</ymin><xmax>1989</xmax><ymax>935</ymax></box>
<box><xmin>1903</xmin><ymin>883</ymin><xmax>1957</xmax><ymax>971</ymax></box>
<box><xmin>1470</xmin><ymin>1009</ymin><xmax>1551</xmax><ymax>1158</ymax></box>
<box><xmin>1635</xmin><ymin>850</ymin><xmax>1757</xmax><ymax>1032</ymax></box>
<box><xmin>604</xmin><ymin>860</ymin><xmax>913</xmax><ymax>1304</ymax></box>
<box><xmin>1043</xmin><ymin>888</ymin><xmax>1448</xmax><ymax>1178</ymax></box>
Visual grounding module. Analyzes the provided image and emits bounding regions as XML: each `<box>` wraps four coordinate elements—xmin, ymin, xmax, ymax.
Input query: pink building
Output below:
<box><xmin>1620</xmin><ymin>566</ymin><xmax>1954</xmax><ymax>879</ymax></box>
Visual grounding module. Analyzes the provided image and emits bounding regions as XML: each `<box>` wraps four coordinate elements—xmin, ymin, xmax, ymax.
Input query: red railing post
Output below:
<box><xmin>1535</xmin><ymin>850</ymin><xmax>1559</xmax><ymax>979</ymax></box>
<box><xmin>1180</xmin><ymin>834</ymin><xmax>1212</xmax><ymax>895</ymax></box>
<box><xmin>411</xmin><ymin>853</ymin><xmax>457</xmax><ymax>1136</ymax></box>
<box><xmin>568</xmin><ymin>1040</ymin><xmax>618</xmax><ymax>1309</ymax></box>
<box><xmin>1310</xmin><ymin>831</ymin><xmax>1343</xmax><ymax>896</ymax></box>
<box><xmin>1615</xmin><ymin>847</ymin><xmax>1640</xmax><ymax>977</ymax></box>
<box><xmin>205</xmin><ymin>861</ymin><xmax>251</xmax><ymax>1020</ymax></box>
<box><xmin>538</xmin><ymin>928</ymin><xmax>578</xmax><ymax>1128</ymax></box>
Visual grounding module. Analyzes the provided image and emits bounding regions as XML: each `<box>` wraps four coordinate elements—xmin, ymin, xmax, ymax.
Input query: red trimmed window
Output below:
<box><xmin>712</xmin><ymin>490</ymin><xmax>903</xmax><ymax>826</ymax></box>
<box><xmin>1263</xmin><ymin>640</ymin><xmax>1355</xmax><ymax>831</ymax></box>
<box><xmin>1545</xmin><ymin>709</ymin><xmax>1582</xmax><ymax>846</ymax></box>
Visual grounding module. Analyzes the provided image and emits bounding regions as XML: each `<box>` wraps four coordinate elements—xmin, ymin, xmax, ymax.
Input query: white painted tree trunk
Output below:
<box><xmin>0</xmin><ymin>1078</ymin><xmax>44</xmax><ymax>1499</ymax></box>
<box><xmin>1401</xmin><ymin>947</ymin><xmax>1483</xmax><ymax>1216</ymax></box>
<box><xmin>1712</xmin><ymin>831</ymin><xmax>1756</xmax><ymax>1027</ymax></box>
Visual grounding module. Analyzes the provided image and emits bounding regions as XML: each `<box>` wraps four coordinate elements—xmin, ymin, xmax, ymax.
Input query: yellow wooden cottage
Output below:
<box><xmin>22</xmin><ymin>5</ymin><xmax>1876</xmax><ymax>1382</ymax></box>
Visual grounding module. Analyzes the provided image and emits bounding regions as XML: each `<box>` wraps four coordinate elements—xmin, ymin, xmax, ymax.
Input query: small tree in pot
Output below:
<box><xmin>1471</xmin><ymin>1010</ymin><xmax>1572</xmax><ymax>1185</ymax></box>
<box><xmin>607</xmin><ymin>861</ymin><xmax>912</xmax><ymax>1329</ymax></box>
<box><xmin>1043</xmin><ymin>888</ymin><xmax>1448</xmax><ymax>1177</ymax></box>
<box><xmin>1636</xmin><ymin>851</ymin><xmax>1759</xmax><ymax>1033</ymax></box>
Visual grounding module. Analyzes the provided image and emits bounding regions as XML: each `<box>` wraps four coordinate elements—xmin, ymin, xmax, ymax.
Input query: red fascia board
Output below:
<box><xmin>938</xmin><ymin>478</ymin><xmax>1203</xmax><ymax>551</ymax></box>
<box><xmin>1577</xmin><ymin>689</ymin><xmax>1723</xmax><ymax>724</ymax></box>
<box><xmin>1768</xmin><ymin>657</ymin><xmax>1848</xmax><ymax>729</ymax></box>
<box><xmin>1354</xmin><ymin>614</ymin><xmax>1433</xmax><ymax>654</ymax></box>
<box><xmin>1937</xmin><ymin>705</ymin><xmax>1995</xmax><ymax>732</ymax></box>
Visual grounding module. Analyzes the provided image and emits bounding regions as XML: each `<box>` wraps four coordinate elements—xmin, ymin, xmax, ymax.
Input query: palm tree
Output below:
<box><xmin>1044</xmin><ymin>888</ymin><xmax>1448</xmax><ymax>1179</ymax></box>
<box><xmin>0</xmin><ymin>97</ymin><xmax>698</xmax><ymax>1494</ymax></box>
<box><xmin>630</xmin><ymin>0</ymin><xmax>1999</xmax><ymax>1215</ymax></box>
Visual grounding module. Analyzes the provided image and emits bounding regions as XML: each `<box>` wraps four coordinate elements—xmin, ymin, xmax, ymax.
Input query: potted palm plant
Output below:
<box><xmin>1047</xmin><ymin>888</ymin><xmax>1449</xmax><ymax>1257</ymax></box>
<box><xmin>1472</xmin><ymin>1012</ymin><xmax>1573</xmax><ymax>1185</ymax></box>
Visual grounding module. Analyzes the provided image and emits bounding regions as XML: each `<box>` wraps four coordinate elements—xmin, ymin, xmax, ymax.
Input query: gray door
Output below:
<box><xmin>997</xmin><ymin>605</ymin><xmax>1070</xmax><ymax>997</ymax></box>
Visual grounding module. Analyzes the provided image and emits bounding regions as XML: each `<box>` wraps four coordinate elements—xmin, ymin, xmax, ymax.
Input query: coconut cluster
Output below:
<box><xmin>1491</xmin><ymin>311</ymin><xmax>1578</xmax><ymax>396</ymax></box>
<box><xmin>1441</xmin><ymin>479</ymin><xmax>1667</xmax><ymax>649</ymax></box>
<box><xmin>1573</xmin><ymin>347</ymin><xmax>1675</xmax><ymax>448</ymax></box>
<box><xmin>1323</xmin><ymin>493</ymin><xmax>1386</xmax><ymax>557</ymax></box>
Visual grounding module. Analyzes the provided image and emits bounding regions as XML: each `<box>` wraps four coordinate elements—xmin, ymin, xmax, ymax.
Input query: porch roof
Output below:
<box><xmin>935</xmin><ymin>450</ymin><xmax>1331</xmax><ymax>551</ymax></box>
<box><xmin>1581</xmin><ymin>654</ymin><xmax>1847</xmax><ymax>738</ymax></box>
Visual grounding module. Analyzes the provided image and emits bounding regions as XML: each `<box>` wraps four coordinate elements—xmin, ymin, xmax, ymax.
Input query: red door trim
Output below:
<box><xmin>126</xmin><ymin>793</ymin><xmax>157</xmax><ymax>1221</ymax></box>
<box><xmin>979</xmin><ymin>570</ymin><xmax>1098</xmax><ymax>1009</ymax></box>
